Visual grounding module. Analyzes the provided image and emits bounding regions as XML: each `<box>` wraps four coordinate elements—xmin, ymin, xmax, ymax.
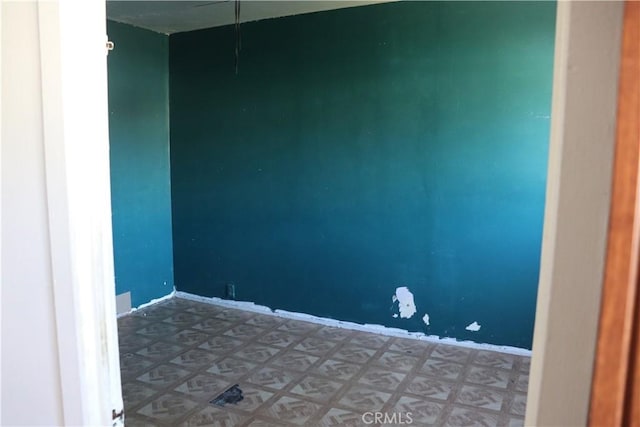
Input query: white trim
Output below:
<box><xmin>37</xmin><ymin>1</ymin><xmax>123</xmax><ymax>425</ymax></box>
<box><xmin>174</xmin><ymin>291</ymin><xmax>531</xmax><ymax>356</ymax></box>
<box><xmin>0</xmin><ymin>2</ymin><xmax>4</xmax><ymax>423</ymax></box>
<box><xmin>38</xmin><ymin>3</ymin><xmax>85</xmax><ymax>425</ymax></box>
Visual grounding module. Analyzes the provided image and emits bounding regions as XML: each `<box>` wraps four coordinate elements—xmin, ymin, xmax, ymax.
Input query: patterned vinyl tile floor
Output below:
<box><xmin>118</xmin><ymin>297</ymin><xmax>529</xmax><ymax>427</ymax></box>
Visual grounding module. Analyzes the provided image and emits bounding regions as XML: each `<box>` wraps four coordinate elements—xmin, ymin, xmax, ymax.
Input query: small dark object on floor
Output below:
<box><xmin>210</xmin><ymin>384</ymin><xmax>244</xmax><ymax>406</ymax></box>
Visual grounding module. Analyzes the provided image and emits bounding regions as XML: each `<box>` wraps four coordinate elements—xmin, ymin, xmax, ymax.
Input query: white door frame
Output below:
<box><xmin>526</xmin><ymin>1</ymin><xmax>624</xmax><ymax>426</ymax></box>
<box><xmin>38</xmin><ymin>0</ymin><xmax>123</xmax><ymax>425</ymax></box>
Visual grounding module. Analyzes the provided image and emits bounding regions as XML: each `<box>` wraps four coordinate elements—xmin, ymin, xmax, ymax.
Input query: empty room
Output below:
<box><xmin>108</xmin><ymin>1</ymin><xmax>554</xmax><ymax>425</ymax></box>
<box><xmin>6</xmin><ymin>0</ymin><xmax>637</xmax><ymax>426</ymax></box>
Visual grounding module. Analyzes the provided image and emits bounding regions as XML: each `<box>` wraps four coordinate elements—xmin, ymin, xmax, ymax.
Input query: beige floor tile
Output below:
<box><xmin>118</xmin><ymin>297</ymin><xmax>531</xmax><ymax>427</ymax></box>
<box><xmin>357</xmin><ymin>365</ymin><xmax>406</xmax><ymax>392</ymax></box>
<box><xmin>192</xmin><ymin>318</ymin><xmax>235</xmax><ymax>335</ymax></box>
<box><xmin>455</xmin><ymin>385</ymin><xmax>506</xmax><ymax>411</ymax></box>
<box><xmin>214</xmin><ymin>308</ymin><xmax>257</xmax><ymax>323</ymax></box>
<box><xmin>293</xmin><ymin>337</ymin><xmax>338</xmax><ymax>356</ymax></box>
<box><xmin>514</xmin><ymin>373</ymin><xmax>529</xmax><ymax>393</ymax></box>
<box><xmin>246</xmin><ymin>314</ymin><xmax>285</xmax><ymax>329</ymax></box>
<box><xmin>430</xmin><ymin>345</ymin><xmax>474</xmax><ymax>364</ymax></box>
<box><xmin>421</xmin><ymin>358</ymin><xmax>465</xmax><ymax>380</ymax></box>
<box><xmin>162</xmin><ymin>329</ymin><xmax>210</xmax><ymax>347</ymax></box>
<box><xmin>136</xmin><ymin>392</ymin><xmax>199</xmax><ymax>423</ymax></box>
<box><xmin>510</xmin><ymin>393</ymin><xmax>527</xmax><ymax>417</ymax></box>
<box><xmin>118</xmin><ymin>333</ymin><xmax>153</xmax><ymax>353</ymax></box>
<box><xmin>507</xmin><ymin>415</ymin><xmax>525</xmax><ymax>427</ymax></box>
<box><xmin>388</xmin><ymin>395</ymin><xmax>444</xmax><ymax>425</ymax></box>
<box><xmin>473</xmin><ymin>350</ymin><xmax>516</xmax><ymax>370</ymax></box>
<box><xmin>174</xmin><ymin>373</ymin><xmax>230</xmax><ymax>400</ymax></box>
<box><xmin>180</xmin><ymin>405</ymin><xmax>248</xmax><ymax>427</ymax></box>
<box><xmin>332</xmin><ymin>344</ymin><xmax>377</xmax><ymax>364</ymax></box>
<box><xmin>135</xmin><ymin>322</ymin><xmax>180</xmax><ymax>338</ymax></box>
<box><xmin>224</xmin><ymin>324</ymin><xmax>268</xmax><ymax>340</ymax></box>
<box><xmin>258</xmin><ymin>330</ymin><xmax>303</xmax><ymax>347</ymax></box>
<box><xmin>374</xmin><ymin>351</ymin><xmax>421</xmax><ymax>373</ymax></box>
<box><xmin>233</xmin><ymin>343</ymin><xmax>281</xmax><ymax>363</ymax></box>
<box><xmin>261</xmin><ymin>395</ymin><xmax>322</xmax><ymax>425</ymax></box>
<box><xmin>443</xmin><ymin>405</ymin><xmax>501</xmax><ymax>427</ymax></box>
<box><xmin>161</xmin><ymin>312</ymin><xmax>205</xmax><ymax>327</ymax></box>
<box><xmin>120</xmin><ymin>353</ymin><xmax>155</xmax><ymax>379</ymax></box>
<box><xmin>388</xmin><ymin>337</ymin><xmax>433</xmax><ymax>356</ymax></box>
<box><xmin>289</xmin><ymin>375</ymin><xmax>344</xmax><ymax>403</ymax></box>
<box><xmin>226</xmin><ymin>384</ymin><xmax>274</xmax><ymax>412</ymax></box>
<box><xmin>277</xmin><ymin>319</ymin><xmax>321</xmax><ymax>335</ymax></box>
<box><xmin>245</xmin><ymin>416</ymin><xmax>290</xmax><ymax>426</ymax></box>
<box><xmin>136</xmin><ymin>341</ymin><xmax>185</xmax><ymax>361</ymax></box>
<box><xmin>338</xmin><ymin>385</ymin><xmax>391</xmax><ymax>412</ymax></box>
<box><xmin>198</xmin><ymin>335</ymin><xmax>245</xmax><ymax>354</ymax></box>
<box><xmin>405</xmin><ymin>375</ymin><xmax>456</xmax><ymax>401</ymax></box>
<box><xmin>132</xmin><ymin>307</ymin><xmax>175</xmax><ymax>322</ymax></box>
<box><xmin>318</xmin><ymin>407</ymin><xmax>369</xmax><ymax>427</ymax></box>
<box><xmin>122</xmin><ymin>381</ymin><xmax>161</xmax><ymax>409</ymax></box>
<box><xmin>314</xmin><ymin>358</ymin><xmax>364</xmax><ymax>381</ymax></box>
<box><xmin>136</xmin><ymin>364</ymin><xmax>193</xmax><ymax>388</ymax></box>
<box><xmin>464</xmin><ymin>365</ymin><xmax>511</xmax><ymax>389</ymax></box>
<box><xmin>206</xmin><ymin>358</ymin><xmax>257</xmax><ymax>379</ymax></box>
<box><xmin>312</xmin><ymin>326</ymin><xmax>355</xmax><ymax>342</ymax></box>
<box><xmin>245</xmin><ymin>366</ymin><xmax>300</xmax><ymax>390</ymax></box>
<box><xmin>349</xmin><ymin>333</ymin><xmax>390</xmax><ymax>349</ymax></box>
<box><xmin>122</xmin><ymin>415</ymin><xmax>160</xmax><ymax>427</ymax></box>
<box><xmin>269</xmin><ymin>349</ymin><xmax>319</xmax><ymax>372</ymax></box>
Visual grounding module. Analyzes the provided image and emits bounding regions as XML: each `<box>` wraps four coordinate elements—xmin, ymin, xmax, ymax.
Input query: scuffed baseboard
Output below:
<box><xmin>174</xmin><ymin>291</ymin><xmax>532</xmax><ymax>356</ymax></box>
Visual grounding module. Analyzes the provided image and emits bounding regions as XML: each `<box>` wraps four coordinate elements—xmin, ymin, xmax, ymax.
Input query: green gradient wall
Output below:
<box><xmin>108</xmin><ymin>21</ymin><xmax>174</xmax><ymax>307</ymax></box>
<box><xmin>169</xmin><ymin>1</ymin><xmax>555</xmax><ymax>348</ymax></box>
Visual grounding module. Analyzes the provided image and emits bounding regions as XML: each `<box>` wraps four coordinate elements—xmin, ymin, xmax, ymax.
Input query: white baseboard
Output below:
<box><xmin>174</xmin><ymin>291</ymin><xmax>531</xmax><ymax>356</ymax></box>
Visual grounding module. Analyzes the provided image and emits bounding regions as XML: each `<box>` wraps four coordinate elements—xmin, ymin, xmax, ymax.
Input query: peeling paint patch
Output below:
<box><xmin>466</xmin><ymin>321</ymin><xmax>481</xmax><ymax>332</ymax></box>
<box><xmin>393</xmin><ymin>286</ymin><xmax>417</xmax><ymax>319</ymax></box>
<box><xmin>423</xmin><ymin>313</ymin><xmax>430</xmax><ymax>326</ymax></box>
<box><xmin>393</xmin><ymin>314</ymin><xmax>398</xmax><ymax>318</ymax></box>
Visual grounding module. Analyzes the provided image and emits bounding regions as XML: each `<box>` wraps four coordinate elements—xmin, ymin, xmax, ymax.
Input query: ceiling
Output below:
<box><xmin>106</xmin><ymin>0</ymin><xmax>395</xmax><ymax>35</ymax></box>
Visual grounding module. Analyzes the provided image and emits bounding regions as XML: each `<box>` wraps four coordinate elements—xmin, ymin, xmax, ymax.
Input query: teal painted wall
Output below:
<box><xmin>169</xmin><ymin>1</ymin><xmax>555</xmax><ymax>348</ymax></box>
<box><xmin>108</xmin><ymin>21</ymin><xmax>174</xmax><ymax>307</ymax></box>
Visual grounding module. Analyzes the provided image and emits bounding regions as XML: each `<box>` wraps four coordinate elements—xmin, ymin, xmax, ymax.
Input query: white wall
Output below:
<box><xmin>525</xmin><ymin>1</ymin><xmax>624</xmax><ymax>426</ymax></box>
<box><xmin>1</xmin><ymin>2</ymin><xmax>65</xmax><ymax>425</ymax></box>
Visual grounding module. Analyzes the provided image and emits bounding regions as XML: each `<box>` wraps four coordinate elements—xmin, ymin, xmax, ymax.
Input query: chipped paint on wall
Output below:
<box><xmin>466</xmin><ymin>321</ymin><xmax>481</xmax><ymax>332</ymax></box>
<box><xmin>393</xmin><ymin>286</ymin><xmax>417</xmax><ymax>319</ymax></box>
<box><xmin>423</xmin><ymin>313</ymin><xmax>430</xmax><ymax>326</ymax></box>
